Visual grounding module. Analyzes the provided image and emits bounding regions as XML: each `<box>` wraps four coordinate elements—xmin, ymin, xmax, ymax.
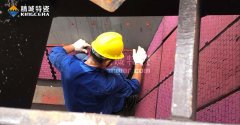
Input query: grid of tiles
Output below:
<box><xmin>135</xmin><ymin>15</ymin><xmax>240</xmax><ymax>124</ymax></box>
<box><xmin>136</xmin><ymin>16</ymin><xmax>177</xmax><ymax>118</ymax></box>
<box><xmin>197</xmin><ymin>91</ymin><xmax>240</xmax><ymax>124</ymax></box>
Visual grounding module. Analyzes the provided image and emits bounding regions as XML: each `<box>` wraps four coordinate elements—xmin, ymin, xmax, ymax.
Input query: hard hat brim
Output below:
<box><xmin>92</xmin><ymin>41</ymin><xmax>124</xmax><ymax>60</ymax></box>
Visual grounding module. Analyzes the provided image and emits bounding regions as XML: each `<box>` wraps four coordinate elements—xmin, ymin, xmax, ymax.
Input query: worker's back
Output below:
<box><xmin>60</xmin><ymin>55</ymin><xmax>140</xmax><ymax>114</ymax></box>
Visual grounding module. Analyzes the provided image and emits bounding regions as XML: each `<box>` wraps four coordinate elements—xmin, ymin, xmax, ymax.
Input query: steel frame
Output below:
<box><xmin>0</xmin><ymin>107</ymin><xmax>225</xmax><ymax>125</ymax></box>
<box><xmin>0</xmin><ymin>0</ymin><xmax>239</xmax><ymax>124</ymax></box>
<box><xmin>171</xmin><ymin>0</ymin><xmax>200</xmax><ymax>120</ymax></box>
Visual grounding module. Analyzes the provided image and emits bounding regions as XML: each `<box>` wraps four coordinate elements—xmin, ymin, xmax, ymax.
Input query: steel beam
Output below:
<box><xmin>171</xmin><ymin>0</ymin><xmax>200</xmax><ymax>120</ymax></box>
<box><xmin>0</xmin><ymin>0</ymin><xmax>52</xmax><ymax>108</ymax></box>
<box><xmin>0</xmin><ymin>107</ymin><xmax>226</xmax><ymax>125</ymax></box>
<box><xmin>53</xmin><ymin>0</ymin><xmax>239</xmax><ymax>16</ymax></box>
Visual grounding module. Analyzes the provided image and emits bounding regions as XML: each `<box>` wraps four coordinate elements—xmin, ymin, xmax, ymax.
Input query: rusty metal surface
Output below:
<box><xmin>90</xmin><ymin>0</ymin><xmax>126</xmax><ymax>12</ymax></box>
<box><xmin>171</xmin><ymin>0</ymin><xmax>200</xmax><ymax>120</ymax></box>
<box><xmin>32</xmin><ymin>85</ymin><xmax>64</xmax><ymax>105</ymax></box>
<box><xmin>0</xmin><ymin>107</ymin><xmax>227</xmax><ymax>125</ymax></box>
<box><xmin>46</xmin><ymin>17</ymin><xmax>162</xmax><ymax>50</ymax></box>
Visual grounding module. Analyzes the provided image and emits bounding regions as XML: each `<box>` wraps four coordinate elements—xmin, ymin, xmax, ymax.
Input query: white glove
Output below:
<box><xmin>133</xmin><ymin>46</ymin><xmax>147</xmax><ymax>65</ymax></box>
<box><xmin>72</xmin><ymin>39</ymin><xmax>91</xmax><ymax>53</ymax></box>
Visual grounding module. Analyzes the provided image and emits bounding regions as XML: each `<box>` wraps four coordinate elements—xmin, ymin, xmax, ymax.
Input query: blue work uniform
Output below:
<box><xmin>49</xmin><ymin>47</ymin><xmax>140</xmax><ymax>114</ymax></box>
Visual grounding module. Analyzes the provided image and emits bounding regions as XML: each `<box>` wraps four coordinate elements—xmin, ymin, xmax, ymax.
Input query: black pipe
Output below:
<box><xmin>45</xmin><ymin>49</ymin><xmax>57</xmax><ymax>80</ymax></box>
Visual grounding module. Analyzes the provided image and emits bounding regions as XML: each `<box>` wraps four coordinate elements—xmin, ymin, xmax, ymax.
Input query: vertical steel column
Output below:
<box><xmin>171</xmin><ymin>0</ymin><xmax>200</xmax><ymax>120</ymax></box>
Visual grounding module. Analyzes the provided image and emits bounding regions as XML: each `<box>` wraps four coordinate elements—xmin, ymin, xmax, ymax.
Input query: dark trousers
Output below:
<box><xmin>112</xmin><ymin>95</ymin><xmax>139</xmax><ymax>116</ymax></box>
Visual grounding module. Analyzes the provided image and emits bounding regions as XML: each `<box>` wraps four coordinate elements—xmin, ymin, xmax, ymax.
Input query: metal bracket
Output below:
<box><xmin>90</xmin><ymin>0</ymin><xmax>126</xmax><ymax>12</ymax></box>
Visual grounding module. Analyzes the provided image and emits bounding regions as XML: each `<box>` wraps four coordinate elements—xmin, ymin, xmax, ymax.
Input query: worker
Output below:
<box><xmin>49</xmin><ymin>32</ymin><xmax>147</xmax><ymax>114</ymax></box>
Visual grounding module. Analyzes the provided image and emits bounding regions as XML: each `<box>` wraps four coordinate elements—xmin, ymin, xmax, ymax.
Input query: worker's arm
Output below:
<box><xmin>49</xmin><ymin>47</ymin><xmax>70</xmax><ymax>71</ymax></box>
<box><xmin>112</xmin><ymin>46</ymin><xmax>146</xmax><ymax>96</ymax></box>
<box><xmin>63</xmin><ymin>44</ymin><xmax>75</xmax><ymax>53</ymax></box>
<box><xmin>63</xmin><ymin>39</ymin><xmax>90</xmax><ymax>54</ymax></box>
<box><xmin>132</xmin><ymin>64</ymin><xmax>143</xmax><ymax>83</ymax></box>
<box><xmin>49</xmin><ymin>39</ymin><xmax>90</xmax><ymax>71</ymax></box>
<box><xmin>132</xmin><ymin>46</ymin><xmax>147</xmax><ymax>83</ymax></box>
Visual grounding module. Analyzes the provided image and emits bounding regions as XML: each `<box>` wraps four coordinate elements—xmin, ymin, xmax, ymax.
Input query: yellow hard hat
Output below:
<box><xmin>91</xmin><ymin>32</ymin><xmax>124</xmax><ymax>59</ymax></box>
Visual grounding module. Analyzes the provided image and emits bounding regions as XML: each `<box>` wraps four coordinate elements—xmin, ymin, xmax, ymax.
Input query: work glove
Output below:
<box><xmin>72</xmin><ymin>39</ymin><xmax>91</xmax><ymax>53</ymax></box>
<box><xmin>133</xmin><ymin>46</ymin><xmax>147</xmax><ymax>65</ymax></box>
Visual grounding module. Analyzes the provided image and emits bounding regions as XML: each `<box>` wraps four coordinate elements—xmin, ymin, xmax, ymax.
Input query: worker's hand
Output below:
<box><xmin>72</xmin><ymin>39</ymin><xmax>91</xmax><ymax>53</ymax></box>
<box><xmin>133</xmin><ymin>46</ymin><xmax>147</xmax><ymax>65</ymax></box>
